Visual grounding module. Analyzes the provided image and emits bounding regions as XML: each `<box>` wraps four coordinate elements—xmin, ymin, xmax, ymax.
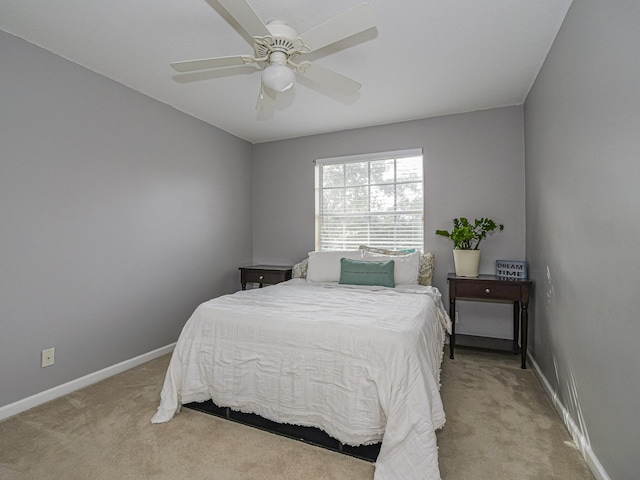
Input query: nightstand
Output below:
<box><xmin>239</xmin><ymin>265</ymin><xmax>293</xmax><ymax>290</ymax></box>
<box><xmin>447</xmin><ymin>273</ymin><xmax>533</xmax><ymax>369</ymax></box>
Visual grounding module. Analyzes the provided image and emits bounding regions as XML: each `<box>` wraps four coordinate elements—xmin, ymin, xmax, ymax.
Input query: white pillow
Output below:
<box><xmin>307</xmin><ymin>250</ymin><xmax>363</xmax><ymax>282</ymax></box>
<box><xmin>362</xmin><ymin>250</ymin><xmax>420</xmax><ymax>285</ymax></box>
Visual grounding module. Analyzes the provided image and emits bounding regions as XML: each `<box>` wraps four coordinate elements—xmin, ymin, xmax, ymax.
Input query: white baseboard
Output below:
<box><xmin>0</xmin><ymin>343</ymin><xmax>175</xmax><ymax>422</ymax></box>
<box><xmin>527</xmin><ymin>352</ymin><xmax>610</xmax><ymax>480</ymax></box>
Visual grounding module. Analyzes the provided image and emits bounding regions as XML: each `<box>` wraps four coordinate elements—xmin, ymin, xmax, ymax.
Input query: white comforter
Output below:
<box><xmin>151</xmin><ymin>279</ymin><xmax>452</xmax><ymax>480</ymax></box>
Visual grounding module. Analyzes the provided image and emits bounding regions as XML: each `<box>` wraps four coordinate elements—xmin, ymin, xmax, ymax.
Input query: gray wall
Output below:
<box><xmin>0</xmin><ymin>31</ymin><xmax>253</xmax><ymax>408</ymax></box>
<box><xmin>524</xmin><ymin>1</ymin><xmax>639</xmax><ymax>478</ymax></box>
<box><xmin>253</xmin><ymin>106</ymin><xmax>526</xmax><ymax>339</ymax></box>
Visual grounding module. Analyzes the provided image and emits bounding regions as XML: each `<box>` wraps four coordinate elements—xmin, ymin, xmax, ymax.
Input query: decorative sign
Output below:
<box><xmin>496</xmin><ymin>260</ymin><xmax>528</xmax><ymax>279</ymax></box>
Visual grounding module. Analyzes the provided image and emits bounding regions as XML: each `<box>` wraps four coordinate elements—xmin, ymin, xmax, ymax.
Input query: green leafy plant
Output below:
<box><xmin>435</xmin><ymin>217</ymin><xmax>504</xmax><ymax>250</ymax></box>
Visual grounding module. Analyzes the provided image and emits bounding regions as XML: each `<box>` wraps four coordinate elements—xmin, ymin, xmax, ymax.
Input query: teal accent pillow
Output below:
<box><xmin>339</xmin><ymin>258</ymin><xmax>395</xmax><ymax>288</ymax></box>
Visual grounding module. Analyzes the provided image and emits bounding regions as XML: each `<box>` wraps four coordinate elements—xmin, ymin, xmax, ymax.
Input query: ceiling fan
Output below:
<box><xmin>170</xmin><ymin>1</ymin><xmax>377</xmax><ymax>113</ymax></box>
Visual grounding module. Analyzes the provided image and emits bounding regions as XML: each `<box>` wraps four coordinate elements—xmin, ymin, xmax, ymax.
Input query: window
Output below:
<box><xmin>315</xmin><ymin>149</ymin><xmax>424</xmax><ymax>251</ymax></box>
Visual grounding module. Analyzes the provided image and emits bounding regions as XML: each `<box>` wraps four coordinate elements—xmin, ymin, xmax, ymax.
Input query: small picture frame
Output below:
<box><xmin>496</xmin><ymin>260</ymin><xmax>528</xmax><ymax>279</ymax></box>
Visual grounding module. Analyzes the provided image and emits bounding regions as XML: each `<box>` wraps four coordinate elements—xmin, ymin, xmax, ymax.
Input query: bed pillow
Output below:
<box><xmin>307</xmin><ymin>250</ymin><xmax>363</xmax><ymax>282</ymax></box>
<box><xmin>359</xmin><ymin>245</ymin><xmax>435</xmax><ymax>286</ymax></box>
<box><xmin>339</xmin><ymin>258</ymin><xmax>395</xmax><ymax>288</ymax></box>
<box><xmin>417</xmin><ymin>252</ymin><xmax>435</xmax><ymax>286</ymax></box>
<box><xmin>359</xmin><ymin>245</ymin><xmax>407</xmax><ymax>255</ymax></box>
<box><xmin>292</xmin><ymin>258</ymin><xmax>308</xmax><ymax>279</ymax></box>
<box><xmin>362</xmin><ymin>250</ymin><xmax>420</xmax><ymax>285</ymax></box>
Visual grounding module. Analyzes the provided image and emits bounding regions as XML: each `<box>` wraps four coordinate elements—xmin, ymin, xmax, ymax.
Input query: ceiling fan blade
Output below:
<box><xmin>299</xmin><ymin>2</ymin><xmax>377</xmax><ymax>52</ymax></box>
<box><xmin>297</xmin><ymin>63</ymin><xmax>361</xmax><ymax>96</ymax></box>
<box><xmin>170</xmin><ymin>55</ymin><xmax>253</xmax><ymax>73</ymax></box>
<box><xmin>216</xmin><ymin>0</ymin><xmax>271</xmax><ymax>38</ymax></box>
<box><xmin>256</xmin><ymin>85</ymin><xmax>277</xmax><ymax>113</ymax></box>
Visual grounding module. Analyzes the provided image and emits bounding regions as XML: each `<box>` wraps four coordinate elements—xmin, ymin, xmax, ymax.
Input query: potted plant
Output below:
<box><xmin>435</xmin><ymin>217</ymin><xmax>504</xmax><ymax>277</ymax></box>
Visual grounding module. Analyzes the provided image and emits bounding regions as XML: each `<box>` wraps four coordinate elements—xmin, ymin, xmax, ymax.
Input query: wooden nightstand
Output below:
<box><xmin>239</xmin><ymin>265</ymin><xmax>293</xmax><ymax>290</ymax></box>
<box><xmin>447</xmin><ymin>273</ymin><xmax>533</xmax><ymax>369</ymax></box>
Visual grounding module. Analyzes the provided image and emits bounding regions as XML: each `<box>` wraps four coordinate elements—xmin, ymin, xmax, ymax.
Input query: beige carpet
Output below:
<box><xmin>0</xmin><ymin>348</ymin><xmax>594</xmax><ymax>480</ymax></box>
<box><xmin>436</xmin><ymin>349</ymin><xmax>594</xmax><ymax>480</ymax></box>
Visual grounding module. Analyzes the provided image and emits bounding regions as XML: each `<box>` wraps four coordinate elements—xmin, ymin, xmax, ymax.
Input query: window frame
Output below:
<box><xmin>314</xmin><ymin>148</ymin><xmax>424</xmax><ymax>251</ymax></box>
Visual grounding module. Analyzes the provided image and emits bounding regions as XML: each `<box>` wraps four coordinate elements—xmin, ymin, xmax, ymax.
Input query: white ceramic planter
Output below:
<box><xmin>453</xmin><ymin>250</ymin><xmax>481</xmax><ymax>277</ymax></box>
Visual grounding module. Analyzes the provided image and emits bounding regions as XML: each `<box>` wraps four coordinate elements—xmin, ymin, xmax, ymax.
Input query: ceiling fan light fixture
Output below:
<box><xmin>261</xmin><ymin>61</ymin><xmax>295</xmax><ymax>93</ymax></box>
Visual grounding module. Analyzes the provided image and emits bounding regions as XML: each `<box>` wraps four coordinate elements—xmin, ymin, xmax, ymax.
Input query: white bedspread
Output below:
<box><xmin>151</xmin><ymin>279</ymin><xmax>451</xmax><ymax>480</ymax></box>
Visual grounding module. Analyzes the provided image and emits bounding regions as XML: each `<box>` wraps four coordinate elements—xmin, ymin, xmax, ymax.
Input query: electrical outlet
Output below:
<box><xmin>455</xmin><ymin>312</ymin><xmax>459</xmax><ymax>324</ymax></box>
<box><xmin>41</xmin><ymin>347</ymin><xmax>55</xmax><ymax>367</ymax></box>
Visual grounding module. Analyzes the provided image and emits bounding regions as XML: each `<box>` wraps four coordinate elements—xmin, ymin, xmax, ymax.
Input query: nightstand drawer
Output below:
<box><xmin>455</xmin><ymin>282</ymin><xmax>522</xmax><ymax>301</ymax></box>
<box><xmin>242</xmin><ymin>270</ymin><xmax>287</xmax><ymax>285</ymax></box>
<box><xmin>239</xmin><ymin>265</ymin><xmax>293</xmax><ymax>290</ymax></box>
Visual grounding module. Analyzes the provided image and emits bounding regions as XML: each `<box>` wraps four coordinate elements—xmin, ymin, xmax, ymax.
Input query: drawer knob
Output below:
<box><xmin>485</xmin><ymin>288</ymin><xmax>491</xmax><ymax>294</ymax></box>
<box><xmin>259</xmin><ymin>275</ymin><xmax>264</xmax><ymax>280</ymax></box>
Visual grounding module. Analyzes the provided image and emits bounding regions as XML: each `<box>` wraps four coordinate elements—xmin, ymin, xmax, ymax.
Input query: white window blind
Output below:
<box><xmin>315</xmin><ymin>149</ymin><xmax>424</xmax><ymax>251</ymax></box>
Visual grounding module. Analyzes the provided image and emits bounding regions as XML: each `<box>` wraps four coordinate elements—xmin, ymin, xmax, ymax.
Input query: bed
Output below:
<box><xmin>151</xmin><ymin>248</ymin><xmax>451</xmax><ymax>480</ymax></box>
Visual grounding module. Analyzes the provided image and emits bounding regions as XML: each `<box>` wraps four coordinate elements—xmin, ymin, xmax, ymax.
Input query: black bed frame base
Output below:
<box><xmin>184</xmin><ymin>400</ymin><xmax>381</xmax><ymax>462</ymax></box>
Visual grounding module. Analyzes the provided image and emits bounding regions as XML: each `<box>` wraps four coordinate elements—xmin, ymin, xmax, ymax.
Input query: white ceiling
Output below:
<box><xmin>1</xmin><ymin>0</ymin><xmax>572</xmax><ymax>144</ymax></box>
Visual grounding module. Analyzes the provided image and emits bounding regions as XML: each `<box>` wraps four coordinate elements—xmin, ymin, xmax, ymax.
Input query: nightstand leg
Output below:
<box><xmin>449</xmin><ymin>297</ymin><xmax>456</xmax><ymax>359</ymax></box>
<box><xmin>513</xmin><ymin>301</ymin><xmax>520</xmax><ymax>353</ymax></box>
<box><xmin>521</xmin><ymin>304</ymin><xmax>528</xmax><ymax>369</ymax></box>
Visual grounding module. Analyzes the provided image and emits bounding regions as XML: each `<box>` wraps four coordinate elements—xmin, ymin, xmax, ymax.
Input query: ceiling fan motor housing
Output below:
<box><xmin>254</xmin><ymin>21</ymin><xmax>302</xmax><ymax>60</ymax></box>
